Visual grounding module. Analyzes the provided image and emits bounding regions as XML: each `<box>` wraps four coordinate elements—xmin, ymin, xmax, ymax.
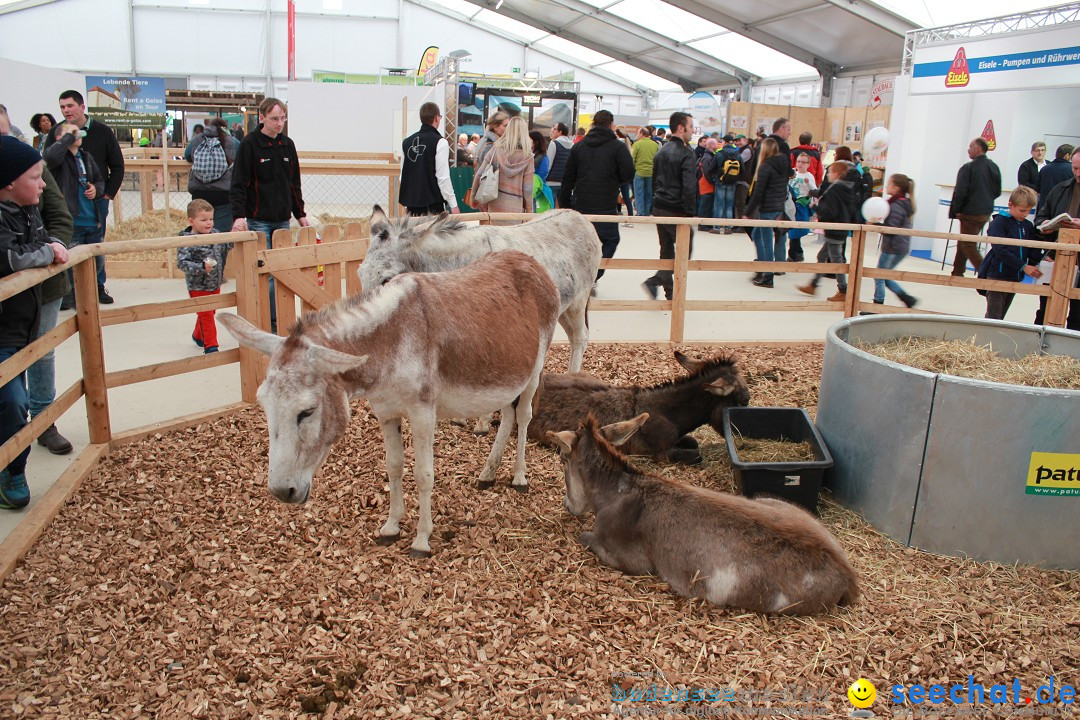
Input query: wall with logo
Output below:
<box><xmin>886</xmin><ymin>24</ymin><xmax>1080</xmax><ymax>252</ymax></box>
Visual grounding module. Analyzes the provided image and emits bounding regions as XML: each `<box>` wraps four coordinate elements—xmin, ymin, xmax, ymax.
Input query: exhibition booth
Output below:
<box><xmin>886</xmin><ymin>16</ymin><xmax>1080</xmax><ymax>262</ymax></box>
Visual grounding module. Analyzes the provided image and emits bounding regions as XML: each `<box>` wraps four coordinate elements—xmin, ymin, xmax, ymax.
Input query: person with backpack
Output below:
<box><xmin>712</xmin><ymin>135</ymin><xmax>741</xmax><ymax>234</ymax></box>
<box><xmin>185</xmin><ymin>118</ymin><xmax>239</xmax><ymax>232</ymax></box>
<box><xmin>545</xmin><ymin>122</ymin><xmax>574</xmax><ymax>207</ymax></box>
<box><xmin>696</xmin><ymin>137</ymin><xmax>718</xmax><ymax>232</ymax></box>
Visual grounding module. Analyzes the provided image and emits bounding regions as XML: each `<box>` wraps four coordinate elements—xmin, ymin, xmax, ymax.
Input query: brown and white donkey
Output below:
<box><xmin>220</xmin><ymin>250</ymin><xmax>560</xmax><ymax>557</ymax></box>
<box><xmin>548</xmin><ymin>414</ymin><xmax>859</xmax><ymax>615</ymax></box>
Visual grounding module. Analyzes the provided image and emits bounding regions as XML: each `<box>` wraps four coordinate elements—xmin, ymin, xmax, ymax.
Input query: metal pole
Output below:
<box><xmin>287</xmin><ymin>0</ymin><xmax>296</xmax><ymax>81</ymax></box>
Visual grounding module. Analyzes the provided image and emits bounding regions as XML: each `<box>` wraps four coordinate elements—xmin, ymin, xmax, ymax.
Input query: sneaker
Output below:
<box><xmin>0</xmin><ymin>470</ymin><xmax>30</xmax><ymax>509</ymax></box>
<box><xmin>900</xmin><ymin>293</ymin><xmax>919</xmax><ymax>308</ymax></box>
<box><xmin>796</xmin><ymin>283</ymin><xmax>817</xmax><ymax>296</ymax></box>
<box><xmin>873</xmin><ymin>299</ymin><xmax>884</xmax><ymax>304</ymax></box>
<box><xmin>826</xmin><ymin>290</ymin><xmax>847</xmax><ymax>302</ymax></box>
<box><xmin>641</xmin><ymin>281</ymin><xmax>659</xmax><ymax>300</ymax></box>
<box><xmin>37</xmin><ymin>424</ymin><xmax>73</xmax><ymax>455</ymax></box>
<box><xmin>751</xmin><ymin>276</ymin><xmax>774</xmax><ymax>288</ymax></box>
<box><xmin>204</xmin><ymin>346</ymin><xmax>219</xmax><ymax>354</ymax></box>
<box><xmin>192</xmin><ymin>334</ymin><xmax>204</xmax><ymax>348</ymax></box>
<box><xmin>622</xmin><ymin>222</ymin><xmax>634</xmax><ymax>228</ymax></box>
<box><xmin>98</xmin><ymin>287</ymin><xmax>115</xmax><ymax>305</ymax></box>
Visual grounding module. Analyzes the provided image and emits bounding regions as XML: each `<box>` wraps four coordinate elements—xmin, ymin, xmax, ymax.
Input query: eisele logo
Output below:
<box><xmin>981</xmin><ymin>120</ymin><xmax>997</xmax><ymax>151</ymax></box>
<box><xmin>946</xmin><ymin>47</ymin><xmax>970</xmax><ymax>88</ymax></box>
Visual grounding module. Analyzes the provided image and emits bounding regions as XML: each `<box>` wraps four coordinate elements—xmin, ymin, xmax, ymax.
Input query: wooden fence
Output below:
<box><xmin>0</xmin><ymin>216</ymin><xmax>1076</xmax><ymax>579</ymax></box>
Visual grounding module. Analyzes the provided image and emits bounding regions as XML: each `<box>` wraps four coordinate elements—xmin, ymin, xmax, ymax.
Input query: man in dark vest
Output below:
<box><xmin>545</xmin><ymin>122</ymin><xmax>573</xmax><ymax>205</ymax></box>
<box><xmin>398</xmin><ymin>102</ymin><xmax>459</xmax><ymax>216</ymax></box>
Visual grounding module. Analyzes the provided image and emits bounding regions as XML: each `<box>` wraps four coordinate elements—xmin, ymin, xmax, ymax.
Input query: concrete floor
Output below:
<box><xmin>0</xmin><ymin>220</ymin><xmax>1039</xmax><ymax>544</ymax></box>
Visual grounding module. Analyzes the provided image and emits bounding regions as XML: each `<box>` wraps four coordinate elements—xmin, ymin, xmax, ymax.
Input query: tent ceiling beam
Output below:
<box><xmin>817</xmin><ymin>0</ymin><xmax>913</xmax><ymax>37</ymax></box>
<box><xmin>747</xmin><ymin>4</ymin><xmax>829</xmax><ymax>28</ymax></box>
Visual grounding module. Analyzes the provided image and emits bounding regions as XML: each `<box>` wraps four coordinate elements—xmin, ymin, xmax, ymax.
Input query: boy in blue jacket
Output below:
<box><xmin>980</xmin><ymin>186</ymin><xmax>1042</xmax><ymax>320</ymax></box>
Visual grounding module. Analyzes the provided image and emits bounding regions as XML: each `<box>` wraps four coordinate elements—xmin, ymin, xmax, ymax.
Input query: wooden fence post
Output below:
<box><xmin>140</xmin><ymin>171</ymin><xmax>152</xmax><ymax>214</ymax></box>
<box><xmin>162</xmin><ymin>153</ymin><xmax>170</xmax><ymax>224</ymax></box>
<box><xmin>845</xmin><ymin>227</ymin><xmax>868</xmax><ymax>317</ymax></box>
<box><xmin>669</xmin><ymin>222</ymin><xmax>691</xmax><ymax>344</ymax></box>
<box><xmin>1045</xmin><ymin>228</ymin><xmax>1079</xmax><ymax>328</ymax></box>
<box><xmin>73</xmin><ymin>259</ymin><xmax>111</xmax><ymax>444</ymax></box>
<box><xmin>232</xmin><ymin>235</ymin><xmax>264</xmax><ymax>403</ymax></box>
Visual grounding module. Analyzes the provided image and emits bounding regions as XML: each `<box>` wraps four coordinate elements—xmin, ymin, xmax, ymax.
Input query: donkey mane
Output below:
<box><xmin>644</xmin><ymin>354</ymin><xmax>739</xmax><ymax>392</ymax></box>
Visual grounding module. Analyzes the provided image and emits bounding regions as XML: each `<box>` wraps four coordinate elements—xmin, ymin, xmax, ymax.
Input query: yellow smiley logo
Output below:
<box><xmin>848</xmin><ymin>678</ymin><xmax>877</xmax><ymax>709</ymax></box>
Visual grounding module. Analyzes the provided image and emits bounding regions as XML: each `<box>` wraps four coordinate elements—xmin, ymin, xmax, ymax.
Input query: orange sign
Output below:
<box><xmin>981</xmin><ymin>119</ymin><xmax>997</xmax><ymax>151</ymax></box>
<box><xmin>417</xmin><ymin>46</ymin><xmax>439</xmax><ymax>76</ymax></box>
<box><xmin>945</xmin><ymin>47</ymin><xmax>970</xmax><ymax>88</ymax></box>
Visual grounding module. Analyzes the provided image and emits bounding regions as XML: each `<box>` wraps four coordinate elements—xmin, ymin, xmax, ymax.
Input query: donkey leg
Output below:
<box><xmin>510</xmin><ymin>375</ymin><xmax>541</xmax><ymax>491</ymax></box>
<box><xmin>477</xmin><ymin>402</ymin><xmax>517</xmax><ymax>490</ymax></box>
<box><xmin>471</xmin><ymin>413</ymin><xmax>493</xmax><ymax>435</ymax></box>
<box><xmin>377</xmin><ymin>419</ymin><xmax>405</xmax><ymax>544</ymax></box>
<box><xmin>559</xmin><ymin>300</ymin><xmax>590</xmax><ymax>373</ymax></box>
<box><xmin>409</xmin><ymin>409</ymin><xmax>437</xmax><ymax>558</ymax></box>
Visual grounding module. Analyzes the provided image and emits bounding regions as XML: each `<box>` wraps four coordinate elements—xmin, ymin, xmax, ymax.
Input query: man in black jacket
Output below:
<box><xmin>642</xmin><ymin>111</ymin><xmax>695</xmax><ymax>301</ymax></box>
<box><xmin>1037</xmin><ymin>144</ymin><xmax>1074</xmax><ymax>197</ymax></box>
<box><xmin>45</xmin><ymin>90</ymin><xmax>124</xmax><ymax>303</ymax></box>
<box><xmin>558</xmin><ymin>110</ymin><xmax>634</xmax><ymax>286</ymax></box>
<box><xmin>398</xmin><ymin>102</ymin><xmax>459</xmax><ymax>217</ymax></box>
<box><xmin>1017</xmin><ymin>141</ymin><xmax>1046</xmax><ymax>191</ymax></box>
<box><xmin>1033</xmin><ymin>153</ymin><xmax>1080</xmax><ymax>330</ymax></box>
<box><xmin>230</xmin><ymin>98</ymin><xmax>310</xmax><ymax>332</ymax></box>
<box><xmin>949</xmin><ymin>137</ymin><xmax>1001</xmax><ymax>276</ymax></box>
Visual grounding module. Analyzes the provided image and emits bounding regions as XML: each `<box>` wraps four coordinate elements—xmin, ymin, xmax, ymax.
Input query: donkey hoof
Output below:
<box><xmin>476</xmin><ymin>479</ymin><xmax>495</xmax><ymax>491</ymax></box>
<box><xmin>472</xmin><ymin>428</ymin><xmax>491</xmax><ymax>436</ymax></box>
<box><xmin>375</xmin><ymin>533</ymin><xmax>400</xmax><ymax>546</ymax></box>
<box><xmin>510</xmin><ymin>484</ymin><xmax>529</xmax><ymax>494</ymax></box>
<box><xmin>409</xmin><ymin>548</ymin><xmax>432</xmax><ymax>559</ymax></box>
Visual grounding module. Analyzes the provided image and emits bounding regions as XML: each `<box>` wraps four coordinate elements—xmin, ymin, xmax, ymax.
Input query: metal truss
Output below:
<box><xmin>902</xmin><ymin>2</ymin><xmax>1080</xmax><ymax>74</ymax></box>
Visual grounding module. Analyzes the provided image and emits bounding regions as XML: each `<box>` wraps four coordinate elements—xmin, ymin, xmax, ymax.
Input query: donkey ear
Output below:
<box><xmin>219</xmin><ymin>313</ymin><xmax>285</xmax><ymax>356</ymax></box>
<box><xmin>600</xmin><ymin>413</ymin><xmax>649</xmax><ymax>446</ymax></box>
<box><xmin>705</xmin><ymin>378</ymin><xmax>737</xmax><ymax>396</ymax></box>
<box><xmin>370</xmin><ymin>205</ymin><xmax>388</xmax><ymax>227</ymax></box>
<box><xmin>674</xmin><ymin>350</ymin><xmax>707</xmax><ymax>374</ymax></box>
<box><xmin>546</xmin><ymin>430</ymin><xmax>576</xmax><ymax>454</ymax></box>
<box><xmin>306</xmin><ymin>342</ymin><xmax>369</xmax><ymax>376</ymax></box>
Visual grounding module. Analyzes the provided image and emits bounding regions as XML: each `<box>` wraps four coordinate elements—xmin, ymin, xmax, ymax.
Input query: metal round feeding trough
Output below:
<box><xmin>816</xmin><ymin>315</ymin><xmax>1080</xmax><ymax>570</ymax></box>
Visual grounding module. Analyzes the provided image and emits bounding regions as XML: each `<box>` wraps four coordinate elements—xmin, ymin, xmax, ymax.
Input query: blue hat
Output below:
<box><xmin>0</xmin><ymin>135</ymin><xmax>42</xmax><ymax>189</ymax></box>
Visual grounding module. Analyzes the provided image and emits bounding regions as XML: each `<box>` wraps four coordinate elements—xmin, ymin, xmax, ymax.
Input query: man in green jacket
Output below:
<box><xmin>631</xmin><ymin>127</ymin><xmax>659</xmax><ymax>216</ymax></box>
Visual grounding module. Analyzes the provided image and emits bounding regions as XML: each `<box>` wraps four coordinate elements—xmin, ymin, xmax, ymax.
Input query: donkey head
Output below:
<box><xmin>673</xmin><ymin>350</ymin><xmax>751</xmax><ymax>431</ymax></box>
<box><xmin>547</xmin><ymin>413</ymin><xmax>649</xmax><ymax>516</ymax></box>
<box><xmin>358</xmin><ymin>205</ymin><xmax>450</xmax><ymax>294</ymax></box>
<box><xmin>220</xmin><ymin>313</ymin><xmax>368</xmax><ymax>504</ymax></box>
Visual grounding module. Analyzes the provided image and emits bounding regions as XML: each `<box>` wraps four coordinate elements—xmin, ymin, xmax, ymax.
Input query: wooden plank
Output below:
<box><xmin>726</xmin><ymin>101</ymin><xmax>751</xmax><ymax>136</ymax></box>
<box><xmin>845</xmin><ymin>228</ymin><xmax>866</xmax><ymax>318</ymax></box>
<box><xmin>1045</xmin><ymin>228</ymin><xmax>1079</xmax><ymax>328</ymax></box>
<box><xmin>683</xmin><ymin>299</ymin><xmax>843</xmax><ymax>311</ymax></box>
<box><xmin>343</xmin><ymin>224</ymin><xmax>369</xmax><ymax>296</ymax></box>
<box><xmin>74</xmin><ymin>260</ymin><xmax>111</xmax><ymax>444</ymax></box>
<box><xmin>0</xmin><ymin>443</ymin><xmax>110</xmax><ymax>583</ymax></box>
<box><xmin>112</xmin><ymin>402</ymin><xmax>250</xmax><ymax>447</ymax></box>
<box><xmin>296</xmin><ymin>227</ymin><xmax>319</xmax><ymax>315</ymax></box>
<box><xmin>0</xmin><ymin>315</ymin><xmax>77</xmax><ymax>389</ymax></box>
<box><xmin>100</xmin><ymin>292</ymin><xmax>237</xmax><ymax>327</ymax></box>
<box><xmin>271</xmin><ymin>228</ymin><xmax>297</xmax><ymax>334</ymax></box>
<box><xmin>825</xmin><ymin>107</ymin><xmax>845</xmax><ymax>145</ymax></box>
<box><xmin>788</xmin><ymin>106</ymin><xmax>826</xmax><ymax>146</ymax></box>
<box><xmin>0</xmin><ymin>381</ymin><xmax>83</xmax><ymax>473</ymax></box>
<box><xmin>232</xmin><ymin>237</ymin><xmax>263</xmax><ymax>403</ymax></box>
<box><xmin>589</xmin><ymin>300</ymin><xmax>673</xmax><ymax>311</ymax></box>
<box><xmin>297</xmin><ymin>151</ymin><xmax>396</xmax><ymax>161</ymax></box>
<box><xmin>866</xmin><ymin>267</ymin><xmax>1050</xmax><ymax>296</ymax></box>
<box><xmin>273</xmin><ymin>269</ymin><xmax>337</xmax><ymax>309</ymax></box>
<box><xmin>670</xmin><ymin>224</ymin><xmax>691</xmax><ymax>343</ymax></box>
<box><xmin>750</xmin><ymin>103</ymin><xmax>790</xmax><ymax>139</ymax></box>
<box><xmin>257</xmin><ymin>240</ymin><xmax>370</xmax><ymax>272</ymax></box>
<box><xmin>140</xmin><ymin>170</ymin><xmax>153</xmax><ymax>213</ymax></box>
<box><xmin>105</xmin><ymin>349</ymin><xmax>239</xmax><ymax>389</ymax></box>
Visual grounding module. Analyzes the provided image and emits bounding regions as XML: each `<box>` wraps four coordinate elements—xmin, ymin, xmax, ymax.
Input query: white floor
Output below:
<box><xmin>0</xmin><ymin>221</ymin><xmax>1040</xmax><ymax>544</ymax></box>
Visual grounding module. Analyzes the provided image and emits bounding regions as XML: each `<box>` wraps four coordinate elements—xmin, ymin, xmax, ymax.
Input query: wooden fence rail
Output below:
<box><xmin>0</xmin><ymin>216</ymin><xmax>1075</xmax><ymax>581</ymax></box>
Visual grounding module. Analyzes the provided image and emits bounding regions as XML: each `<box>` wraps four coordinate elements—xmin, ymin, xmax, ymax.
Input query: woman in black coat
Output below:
<box><xmin>743</xmin><ymin>137</ymin><xmax>790</xmax><ymax>287</ymax></box>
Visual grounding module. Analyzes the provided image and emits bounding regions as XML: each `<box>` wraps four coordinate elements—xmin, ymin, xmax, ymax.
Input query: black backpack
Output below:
<box><xmin>714</xmin><ymin>148</ymin><xmax>741</xmax><ymax>185</ymax></box>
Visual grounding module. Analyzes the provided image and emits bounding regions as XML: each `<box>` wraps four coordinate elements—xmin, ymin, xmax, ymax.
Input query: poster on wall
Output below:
<box><xmin>688</xmin><ymin>91</ymin><xmax>722</xmax><ymax>136</ymax></box>
<box><xmin>84</xmin><ymin>75</ymin><xmax>166</xmax><ymax>129</ymax></box>
<box><xmin>728</xmin><ymin>114</ymin><xmax>748</xmax><ymax>132</ymax></box>
<box><xmin>844</xmin><ymin>121</ymin><xmax>862</xmax><ymax>144</ymax></box>
<box><xmin>869</xmin><ymin>79</ymin><xmax>894</xmax><ymax>108</ymax></box>
<box><xmin>532</xmin><ymin>98</ymin><xmax>574</xmax><ymax>132</ymax></box>
<box><xmin>981</xmin><ymin>119</ymin><xmax>997</xmax><ymax>150</ymax></box>
<box><xmin>910</xmin><ymin>26</ymin><xmax>1080</xmax><ymax>94</ymax></box>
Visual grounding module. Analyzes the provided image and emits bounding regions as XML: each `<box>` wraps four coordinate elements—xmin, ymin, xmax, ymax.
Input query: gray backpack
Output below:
<box><xmin>192</xmin><ymin>136</ymin><xmax>228</xmax><ymax>183</ymax></box>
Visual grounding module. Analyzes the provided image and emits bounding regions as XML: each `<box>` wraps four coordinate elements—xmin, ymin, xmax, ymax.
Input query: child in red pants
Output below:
<box><xmin>177</xmin><ymin>199</ymin><xmax>231</xmax><ymax>353</ymax></box>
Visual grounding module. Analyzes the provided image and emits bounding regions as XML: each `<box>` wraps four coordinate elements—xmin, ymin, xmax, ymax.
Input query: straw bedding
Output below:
<box><xmin>1</xmin><ymin>344</ymin><xmax>1076</xmax><ymax>719</ymax></box>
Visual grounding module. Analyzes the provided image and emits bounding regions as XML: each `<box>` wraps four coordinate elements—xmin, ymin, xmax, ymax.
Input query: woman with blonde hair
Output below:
<box><xmin>473</xmin><ymin>110</ymin><xmax>509</xmax><ymax>169</ymax></box>
<box><xmin>471</xmin><ymin>115</ymin><xmax>533</xmax><ymax>224</ymax></box>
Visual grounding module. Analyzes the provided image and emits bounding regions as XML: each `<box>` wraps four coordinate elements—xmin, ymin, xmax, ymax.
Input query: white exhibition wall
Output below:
<box><xmin>0</xmin><ymin>58</ymin><xmax>85</xmax><ymax>139</ymax></box>
<box><xmin>0</xmin><ymin>0</ymin><xmax>645</xmax><ymax>110</ymax></box>
<box><xmin>886</xmin><ymin>74</ymin><xmax>1080</xmax><ymax>251</ymax></box>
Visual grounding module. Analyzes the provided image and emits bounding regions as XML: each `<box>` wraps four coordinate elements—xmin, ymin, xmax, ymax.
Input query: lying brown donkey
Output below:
<box><xmin>530</xmin><ymin>351</ymin><xmax>750</xmax><ymax>464</ymax></box>
<box><xmin>547</xmin><ymin>414</ymin><xmax>859</xmax><ymax>615</ymax></box>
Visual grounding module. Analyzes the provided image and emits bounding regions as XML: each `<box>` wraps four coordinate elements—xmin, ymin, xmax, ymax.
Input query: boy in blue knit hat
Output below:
<box><xmin>0</xmin><ymin>135</ymin><xmax>71</xmax><ymax>509</ymax></box>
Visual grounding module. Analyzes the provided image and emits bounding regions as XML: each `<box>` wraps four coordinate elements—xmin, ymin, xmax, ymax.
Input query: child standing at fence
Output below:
<box><xmin>979</xmin><ymin>186</ymin><xmax>1042</xmax><ymax>321</ymax></box>
<box><xmin>177</xmin><ymin>199</ymin><xmax>231</xmax><ymax>354</ymax></box>
<box><xmin>871</xmin><ymin>173</ymin><xmax>919</xmax><ymax>309</ymax></box>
